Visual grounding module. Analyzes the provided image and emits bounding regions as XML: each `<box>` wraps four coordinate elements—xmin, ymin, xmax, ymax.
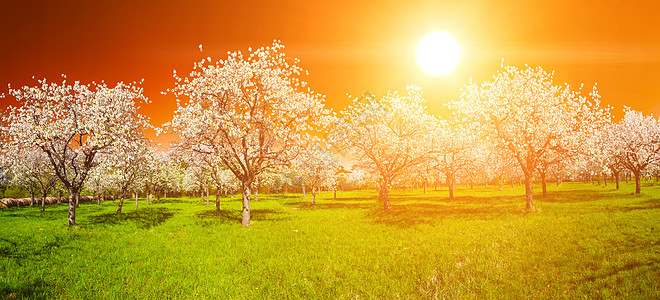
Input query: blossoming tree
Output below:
<box><xmin>331</xmin><ymin>86</ymin><xmax>435</xmax><ymax>209</ymax></box>
<box><xmin>451</xmin><ymin>65</ymin><xmax>609</xmax><ymax>211</ymax></box>
<box><xmin>168</xmin><ymin>41</ymin><xmax>328</xmax><ymax>226</ymax></box>
<box><xmin>609</xmin><ymin>108</ymin><xmax>660</xmax><ymax>194</ymax></box>
<box><xmin>3</xmin><ymin>78</ymin><xmax>151</xmax><ymax>225</ymax></box>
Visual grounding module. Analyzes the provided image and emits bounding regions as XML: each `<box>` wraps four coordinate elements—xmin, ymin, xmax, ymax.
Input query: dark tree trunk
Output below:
<box><xmin>67</xmin><ymin>190</ymin><xmax>77</xmax><ymax>226</ymax></box>
<box><xmin>311</xmin><ymin>187</ymin><xmax>316</xmax><ymax>205</ymax></box>
<box><xmin>380</xmin><ymin>183</ymin><xmax>390</xmax><ymax>210</ymax></box>
<box><xmin>603</xmin><ymin>172</ymin><xmax>608</xmax><ymax>187</ymax></box>
<box><xmin>146</xmin><ymin>188</ymin><xmax>150</xmax><ymax>205</ymax></box>
<box><xmin>241</xmin><ymin>183</ymin><xmax>251</xmax><ymax>226</ymax></box>
<box><xmin>540</xmin><ymin>172</ymin><xmax>547</xmax><ymax>198</ymax></box>
<box><xmin>40</xmin><ymin>188</ymin><xmax>47</xmax><ymax>212</ymax></box>
<box><xmin>634</xmin><ymin>170</ymin><xmax>642</xmax><ymax>194</ymax></box>
<box><xmin>525</xmin><ymin>175</ymin><xmax>534</xmax><ymax>212</ymax></box>
<box><xmin>117</xmin><ymin>195</ymin><xmax>125</xmax><ymax>214</ymax></box>
<box><xmin>614</xmin><ymin>171</ymin><xmax>620</xmax><ymax>190</ymax></box>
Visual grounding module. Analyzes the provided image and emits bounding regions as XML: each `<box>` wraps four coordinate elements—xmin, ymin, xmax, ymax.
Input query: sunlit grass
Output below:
<box><xmin>1</xmin><ymin>181</ymin><xmax>658</xmax><ymax>298</ymax></box>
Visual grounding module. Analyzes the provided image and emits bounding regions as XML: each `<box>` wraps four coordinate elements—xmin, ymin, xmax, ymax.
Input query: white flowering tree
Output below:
<box><xmin>3</xmin><ymin>78</ymin><xmax>151</xmax><ymax>225</ymax></box>
<box><xmin>6</xmin><ymin>149</ymin><xmax>58</xmax><ymax>211</ymax></box>
<box><xmin>331</xmin><ymin>86</ymin><xmax>435</xmax><ymax>209</ymax></box>
<box><xmin>85</xmin><ymin>155</ymin><xmax>114</xmax><ymax>205</ymax></box>
<box><xmin>451</xmin><ymin>64</ymin><xmax>609</xmax><ymax>211</ymax></box>
<box><xmin>430</xmin><ymin>122</ymin><xmax>481</xmax><ymax>199</ymax></box>
<box><xmin>592</xmin><ymin>121</ymin><xmax>625</xmax><ymax>190</ymax></box>
<box><xmin>294</xmin><ymin>143</ymin><xmax>341</xmax><ymax>205</ymax></box>
<box><xmin>103</xmin><ymin>140</ymin><xmax>150</xmax><ymax>214</ymax></box>
<box><xmin>609</xmin><ymin>108</ymin><xmax>660</xmax><ymax>194</ymax></box>
<box><xmin>168</xmin><ymin>41</ymin><xmax>328</xmax><ymax>226</ymax></box>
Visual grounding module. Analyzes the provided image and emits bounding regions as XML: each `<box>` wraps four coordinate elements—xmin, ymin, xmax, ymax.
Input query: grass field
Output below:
<box><xmin>1</xmin><ymin>180</ymin><xmax>658</xmax><ymax>299</ymax></box>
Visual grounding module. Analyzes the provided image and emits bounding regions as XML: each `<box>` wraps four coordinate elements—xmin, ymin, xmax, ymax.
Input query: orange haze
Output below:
<box><xmin>1</xmin><ymin>0</ymin><xmax>659</xmax><ymax>147</ymax></box>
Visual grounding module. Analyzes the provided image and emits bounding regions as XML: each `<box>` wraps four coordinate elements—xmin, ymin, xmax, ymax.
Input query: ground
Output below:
<box><xmin>0</xmin><ymin>181</ymin><xmax>658</xmax><ymax>299</ymax></box>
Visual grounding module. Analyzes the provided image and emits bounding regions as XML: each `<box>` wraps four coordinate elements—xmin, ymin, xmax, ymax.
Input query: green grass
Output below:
<box><xmin>1</xmin><ymin>180</ymin><xmax>658</xmax><ymax>299</ymax></box>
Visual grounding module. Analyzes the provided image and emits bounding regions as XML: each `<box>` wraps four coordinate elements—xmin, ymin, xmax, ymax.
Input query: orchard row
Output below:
<box><xmin>2</xmin><ymin>41</ymin><xmax>658</xmax><ymax>226</ymax></box>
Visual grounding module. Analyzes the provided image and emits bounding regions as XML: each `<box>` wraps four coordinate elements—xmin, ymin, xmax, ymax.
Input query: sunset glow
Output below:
<box><xmin>416</xmin><ymin>32</ymin><xmax>460</xmax><ymax>76</ymax></box>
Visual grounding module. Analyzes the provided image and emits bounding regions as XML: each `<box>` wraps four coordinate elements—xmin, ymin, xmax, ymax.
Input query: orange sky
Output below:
<box><xmin>1</xmin><ymin>0</ymin><xmax>659</xmax><ymax>146</ymax></box>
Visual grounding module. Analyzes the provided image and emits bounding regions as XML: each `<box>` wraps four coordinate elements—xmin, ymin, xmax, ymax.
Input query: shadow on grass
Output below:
<box><xmin>0</xmin><ymin>208</ymin><xmax>66</xmax><ymax>221</ymax></box>
<box><xmin>87</xmin><ymin>207</ymin><xmax>177</xmax><ymax>229</ymax></box>
<box><xmin>149</xmin><ymin>198</ymin><xmax>191</xmax><ymax>204</ymax></box>
<box><xmin>540</xmin><ymin>189</ymin><xmax>639</xmax><ymax>204</ymax></box>
<box><xmin>613</xmin><ymin>198</ymin><xmax>660</xmax><ymax>212</ymax></box>
<box><xmin>0</xmin><ymin>278</ymin><xmax>49</xmax><ymax>299</ymax></box>
<box><xmin>196</xmin><ymin>208</ymin><xmax>291</xmax><ymax>225</ymax></box>
<box><xmin>365</xmin><ymin>200</ymin><xmax>522</xmax><ymax>228</ymax></box>
<box><xmin>0</xmin><ymin>235</ymin><xmax>64</xmax><ymax>264</ymax></box>
<box><xmin>576</xmin><ymin>259</ymin><xmax>659</xmax><ymax>283</ymax></box>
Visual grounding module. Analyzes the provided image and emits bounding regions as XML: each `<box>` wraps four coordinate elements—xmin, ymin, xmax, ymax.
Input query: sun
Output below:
<box><xmin>416</xmin><ymin>32</ymin><xmax>460</xmax><ymax>76</ymax></box>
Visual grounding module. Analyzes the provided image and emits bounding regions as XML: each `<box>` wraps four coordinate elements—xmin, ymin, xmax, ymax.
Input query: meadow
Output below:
<box><xmin>1</xmin><ymin>181</ymin><xmax>658</xmax><ymax>299</ymax></box>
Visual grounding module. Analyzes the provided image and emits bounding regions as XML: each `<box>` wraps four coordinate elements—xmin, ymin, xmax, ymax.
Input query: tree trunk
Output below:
<box><xmin>40</xmin><ymin>188</ymin><xmax>47</xmax><ymax>212</ymax></box>
<box><xmin>216</xmin><ymin>188</ymin><xmax>221</xmax><ymax>212</ymax></box>
<box><xmin>634</xmin><ymin>170</ymin><xmax>642</xmax><ymax>194</ymax></box>
<box><xmin>556</xmin><ymin>176</ymin><xmax>561</xmax><ymax>187</ymax></box>
<box><xmin>380</xmin><ymin>182</ymin><xmax>390</xmax><ymax>210</ymax></box>
<box><xmin>135</xmin><ymin>192</ymin><xmax>139</xmax><ymax>209</ymax></box>
<box><xmin>334</xmin><ymin>188</ymin><xmax>337</xmax><ymax>200</ymax></box>
<box><xmin>117</xmin><ymin>195</ymin><xmax>125</xmax><ymax>214</ymax></box>
<box><xmin>423</xmin><ymin>182</ymin><xmax>427</xmax><ymax>194</ymax></box>
<box><xmin>206</xmin><ymin>188</ymin><xmax>209</xmax><ymax>206</ymax></box>
<box><xmin>97</xmin><ymin>191</ymin><xmax>101</xmax><ymax>205</ymax></box>
<box><xmin>241</xmin><ymin>183</ymin><xmax>251</xmax><ymax>226</ymax></box>
<box><xmin>311</xmin><ymin>187</ymin><xmax>316</xmax><ymax>205</ymax></box>
<box><xmin>254</xmin><ymin>187</ymin><xmax>259</xmax><ymax>201</ymax></box>
<box><xmin>448</xmin><ymin>178</ymin><xmax>455</xmax><ymax>199</ymax></box>
<box><xmin>75</xmin><ymin>194</ymin><xmax>80</xmax><ymax>208</ymax></box>
<box><xmin>614</xmin><ymin>171</ymin><xmax>620</xmax><ymax>190</ymax></box>
<box><xmin>540</xmin><ymin>172</ymin><xmax>547</xmax><ymax>198</ymax></box>
<box><xmin>146</xmin><ymin>188</ymin><xmax>150</xmax><ymax>205</ymax></box>
<box><xmin>302</xmin><ymin>182</ymin><xmax>306</xmax><ymax>199</ymax></box>
<box><xmin>525</xmin><ymin>175</ymin><xmax>534</xmax><ymax>212</ymax></box>
<box><xmin>67</xmin><ymin>190</ymin><xmax>77</xmax><ymax>226</ymax></box>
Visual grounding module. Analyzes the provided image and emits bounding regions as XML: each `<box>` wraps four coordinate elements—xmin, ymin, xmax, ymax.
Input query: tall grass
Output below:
<box><xmin>1</xmin><ymin>180</ymin><xmax>658</xmax><ymax>299</ymax></box>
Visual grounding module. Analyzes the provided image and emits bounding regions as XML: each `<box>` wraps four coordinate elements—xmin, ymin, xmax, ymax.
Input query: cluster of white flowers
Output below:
<box><xmin>2</xmin><ymin>79</ymin><xmax>152</xmax><ymax>225</ymax></box>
